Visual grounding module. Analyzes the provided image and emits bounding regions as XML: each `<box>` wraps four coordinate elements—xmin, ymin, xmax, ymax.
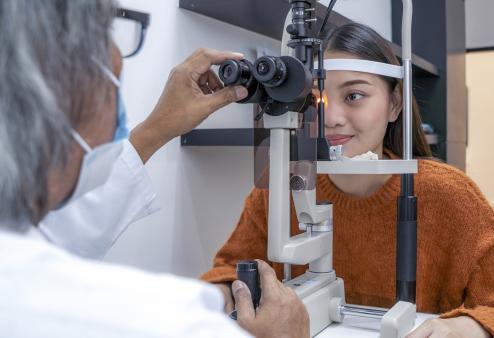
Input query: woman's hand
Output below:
<box><xmin>215</xmin><ymin>282</ymin><xmax>235</xmax><ymax>314</ymax></box>
<box><xmin>407</xmin><ymin>316</ymin><xmax>490</xmax><ymax>338</ymax></box>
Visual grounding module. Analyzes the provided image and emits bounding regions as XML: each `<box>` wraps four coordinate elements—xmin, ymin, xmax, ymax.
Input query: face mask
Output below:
<box><xmin>65</xmin><ymin>131</ymin><xmax>124</xmax><ymax>204</ymax></box>
<box><xmin>55</xmin><ymin>64</ymin><xmax>126</xmax><ymax>208</ymax></box>
<box><xmin>38</xmin><ymin>62</ymin><xmax>158</xmax><ymax>259</ymax></box>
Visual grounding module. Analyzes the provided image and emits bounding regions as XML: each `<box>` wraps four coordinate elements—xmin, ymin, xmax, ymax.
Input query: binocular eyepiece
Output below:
<box><xmin>218</xmin><ymin>59</ymin><xmax>262</xmax><ymax>103</ymax></box>
<box><xmin>219</xmin><ymin>56</ymin><xmax>288</xmax><ymax>88</ymax></box>
<box><xmin>219</xmin><ymin>59</ymin><xmax>253</xmax><ymax>87</ymax></box>
<box><xmin>254</xmin><ymin>57</ymin><xmax>287</xmax><ymax>88</ymax></box>
<box><xmin>218</xmin><ymin>55</ymin><xmax>312</xmax><ymax>104</ymax></box>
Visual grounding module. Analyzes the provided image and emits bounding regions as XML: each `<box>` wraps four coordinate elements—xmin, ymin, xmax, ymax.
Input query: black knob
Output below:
<box><xmin>290</xmin><ymin>175</ymin><xmax>307</xmax><ymax>191</ymax></box>
<box><xmin>286</xmin><ymin>24</ymin><xmax>299</xmax><ymax>36</ymax></box>
<box><xmin>229</xmin><ymin>260</ymin><xmax>262</xmax><ymax>320</ymax></box>
<box><xmin>236</xmin><ymin>260</ymin><xmax>261</xmax><ymax>308</ymax></box>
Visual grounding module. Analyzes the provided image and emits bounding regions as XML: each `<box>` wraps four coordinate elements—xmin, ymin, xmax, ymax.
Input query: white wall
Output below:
<box><xmin>465</xmin><ymin>0</ymin><xmax>494</xmax><ymax>49</ymax></box>
<box><xmin>320</xmin><ymin>0</ymin><xmax>392</xmax><ymax>40</ymax></box>
<box><xmin>465</xmin><ymin>0</ymin><xmax>494</xmax><ymax>206</ymax></box>
<box><xmin>104</xmin><ymin>0</ymin><xmax>278</xmax><ymax>276</ymax></box>
<box><xmin>104</xmin><ymin>0</ymin><xmax>393</xmax><ymax>277</ymax></box>
<box><xmin>465</xmin><ymin>52</ymin><xmax>494</xmax><ymax>207</ymax></box>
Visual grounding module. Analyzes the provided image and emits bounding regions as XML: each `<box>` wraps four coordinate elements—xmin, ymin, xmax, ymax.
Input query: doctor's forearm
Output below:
<box><xmin>129</xmin><ymin>120</ymin><xmax>173</xmax><ymax>164</ymax></box>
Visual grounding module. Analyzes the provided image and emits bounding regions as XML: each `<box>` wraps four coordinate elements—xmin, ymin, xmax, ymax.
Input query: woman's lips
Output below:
<box><xmin>325</xmin><ymin>135</ymin><xmax>354</xmax><ymax>146</ymax></box>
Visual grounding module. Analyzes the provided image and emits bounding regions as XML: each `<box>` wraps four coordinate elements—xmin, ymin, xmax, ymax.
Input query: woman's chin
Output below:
<box><xmin>340</xmin><ymin>145</ymin><xmax>358</xmax><ymax>158</ymax></box>
<box><xmin>341</xmin><ymin>148</ymin><xmax>372</xmax><ymax>159</ymax></box>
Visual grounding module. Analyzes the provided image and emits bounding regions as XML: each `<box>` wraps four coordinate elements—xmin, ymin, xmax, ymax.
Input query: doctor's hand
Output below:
<box><xmin>216</xmin><ymin>283</ymin><xmax>235</xmax><ymax>314</ymax></box>
<box><xmin>232</xmin><ymin>260</ymin><xmax>310</xmax><ymax>338</ymax></box>
<box><xmin>406</xmin><ymin>317</ymin><xmax>489</xmax><ymax>338</ymax></box>
<box><xmin>130</xmin><ymin>48</ymin><xmax>248</xmax><ymax>163</ymax></box>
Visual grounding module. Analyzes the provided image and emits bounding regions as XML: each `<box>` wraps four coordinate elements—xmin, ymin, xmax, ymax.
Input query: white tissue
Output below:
<box><xmin>346</xmin><ymin>151</ymin><xmax>379</xmax><ymax>161</ymax></box>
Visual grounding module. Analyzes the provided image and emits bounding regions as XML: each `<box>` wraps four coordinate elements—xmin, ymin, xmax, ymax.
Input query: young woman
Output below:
<box><xmin>202</xmin><ymin>23</ymin><xmax>494</xmax><ymax>337</ymax></box>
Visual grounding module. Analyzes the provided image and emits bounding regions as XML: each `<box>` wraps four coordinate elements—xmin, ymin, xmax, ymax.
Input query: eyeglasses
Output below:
<box><xmin>113</xmin><ymin>7</ymin><xmax>150</xmax><ymax>58</ymax></box>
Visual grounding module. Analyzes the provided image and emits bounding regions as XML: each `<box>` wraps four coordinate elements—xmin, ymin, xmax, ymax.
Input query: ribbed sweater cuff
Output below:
<box><xmin>441</xmin><ymin>306</ymin><xmax>494</xmax><ymax>336</ymax></box>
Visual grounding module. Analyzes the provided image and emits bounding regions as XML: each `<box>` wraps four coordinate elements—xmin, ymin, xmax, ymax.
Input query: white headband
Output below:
<box><xmin>317</xmin><ymin>59</ymin><xmax>404</xmax><ymax>79</ymax></box>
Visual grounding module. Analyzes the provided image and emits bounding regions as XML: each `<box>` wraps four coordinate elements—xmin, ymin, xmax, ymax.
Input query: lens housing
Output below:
<box><xmin>219</xmin><ymin>60</ymin><xmax>252</xmax><ymax>86</ymax></box>
<box><xmin>253</xmin><ymin>56</ymin><xmax>287</xmax><ymax>88</ymax></box>
<box><xmin>218</xmin><ymin>59</ymin><xmax>266</xmax><ymax>104</ymax></box>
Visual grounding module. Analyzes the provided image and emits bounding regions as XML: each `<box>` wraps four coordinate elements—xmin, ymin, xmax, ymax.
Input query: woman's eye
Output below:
<box><xmin>346</xmin><ymin>92</ymin><xmax>364</xmax><ymax>102</ymax></box>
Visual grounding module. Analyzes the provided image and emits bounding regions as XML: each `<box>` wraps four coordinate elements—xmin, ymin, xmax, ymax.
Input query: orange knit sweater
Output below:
<box><xmin>201</xmin><ymin>159</ymin><xmax>494</xmax><ymax>334</ymax></box>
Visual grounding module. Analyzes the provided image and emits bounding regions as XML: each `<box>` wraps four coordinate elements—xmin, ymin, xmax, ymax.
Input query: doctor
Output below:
<box><xmin>0</xmin><ymin>0</ymin><xmax>308</xmax><ymax>337</ymax></box>
<box><xmin>38</xmin><ymin>7</ymin><xmax>213</xmax><ymax>259</ymax></box>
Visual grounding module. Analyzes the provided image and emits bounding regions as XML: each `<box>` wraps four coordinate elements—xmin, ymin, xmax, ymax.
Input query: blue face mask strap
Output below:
<box><xmin>92</xmin><ymin>58</ymin><xmax>129</xmax><ymax>141</ymax></box>
<box><xmin>113</xmin><ymin>93</ymin><xmax>129</xmax><ymax>141</ymax></box>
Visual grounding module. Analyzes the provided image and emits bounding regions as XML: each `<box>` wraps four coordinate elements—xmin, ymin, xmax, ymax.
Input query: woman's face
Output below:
<box><xmin>323</xmin><ymin>51</ymin><xmax>401</xmax><ymax>158</ymax></box>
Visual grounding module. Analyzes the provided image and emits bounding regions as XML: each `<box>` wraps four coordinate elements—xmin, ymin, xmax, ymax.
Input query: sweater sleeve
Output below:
<box><xmin>201</xmin><ymin>187</ymin><xmax>269</xmax><ymax>284</ymax></box>
<box><xmin>440</xmin><ymin>245</ymin><xmax>494</xmax><ymax>335</ymax></box>
<box><xmin>439</xmin><ymin>174</ymin><xmax>494</xmax><ymax>335</ymax></box>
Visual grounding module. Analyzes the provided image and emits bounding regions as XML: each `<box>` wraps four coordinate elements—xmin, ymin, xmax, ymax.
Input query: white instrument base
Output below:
<box><xmin>316</xmin><ymin>313</ymin><xmax>436</xmax><ymax>338</ymax></box>
<box><xmin>286</xmin><ymin>272</ymin><xmax>345</xmax><ymax>337</ymax></box>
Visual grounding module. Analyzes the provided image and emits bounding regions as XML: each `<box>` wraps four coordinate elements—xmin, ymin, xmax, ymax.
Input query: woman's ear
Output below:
<box><xmin>388</xmin><ymin>83</ymin><xmax>402</xmax><ymax>122</ymax></box>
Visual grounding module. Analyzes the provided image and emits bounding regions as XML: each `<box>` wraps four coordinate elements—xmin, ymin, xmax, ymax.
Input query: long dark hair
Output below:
<box><xmin>326</xmin><ymin>23</ymin><xmax>432</xmax><ymax>158</ymax></box>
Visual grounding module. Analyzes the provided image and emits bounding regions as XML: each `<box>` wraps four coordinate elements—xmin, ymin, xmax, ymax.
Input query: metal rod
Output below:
<box><xmin>306</xmin><ymin>224</ymin><xmax>313</xmax><ymax>237</ymax></box>
<box><xmin>284</xmin><ymin>263</ymin><xmax>292</xmax><ymax>282</ymax></box>
<box><xmin>340</xmin><ymin>305</ymin><xmax>387</xmax><ymax>320</ymax></box>
<box><xmin>318</xmin><ymin>0</ymin><xmax>338</xmax><ymax>37</ymax></box>
<box><xmin>267</xmin><ymin>129</ymin><xmax>292</xmax><ymax>262</ymax></box>
<box><xmin>401</xmin><ymin>0</ymin><xmax>413</xmax><ymax>161</ymax></box>
<box><xmin>318</xmin><ymin>44</ymin><xmax>325</xmax><ymax>139</ymax></box>
<box><xmin>396</xmin><ymin>0</ymin><xmax>417</xmax><ymax>305</ymax></box>
<box><xmin>403</xmin><ymin>59</ymin><xmax>413</xmax><ymax>160</ymax></box>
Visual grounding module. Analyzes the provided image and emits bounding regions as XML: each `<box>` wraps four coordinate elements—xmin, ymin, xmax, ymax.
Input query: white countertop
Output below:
<box><xmin>316</xmin><ymin>313</ymin><xmax>436</xmax><ymax>338</ymax></box>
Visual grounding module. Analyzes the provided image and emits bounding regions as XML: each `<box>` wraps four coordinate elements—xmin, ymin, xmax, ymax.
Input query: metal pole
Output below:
<box><xmin>397</xmin><ymin>0</ymin><xmax>417</xmax><ymax>304</ymax></box>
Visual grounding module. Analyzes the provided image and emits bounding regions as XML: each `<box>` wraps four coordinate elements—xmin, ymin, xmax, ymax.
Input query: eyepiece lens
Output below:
<box><xmin>253</xmin><ymin>56</ymin><xmax>287</xmax><ymax>88</ymax></box>
<box><xmin>257</xmin><ymin>61</ymin><xmax>270</xmax><ymax>75</ymax></box>
<box><xmin>224</xmin><ymin>65</ymin><xmax>234</xmax><ymax>78</ymax></box>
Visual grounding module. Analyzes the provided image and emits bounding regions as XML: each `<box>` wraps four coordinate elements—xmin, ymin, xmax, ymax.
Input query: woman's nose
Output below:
<box><xmin>325</xmin><ymin>99</ymin><xmax>347</xmax><ymax>128</ymax></box>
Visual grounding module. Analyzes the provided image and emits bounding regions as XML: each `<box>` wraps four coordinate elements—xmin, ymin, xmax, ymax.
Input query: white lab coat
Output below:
<box><xmin>39</xmin><ymin>139</ymin><xmax>160</xmax><ymax>259</ymax></box>
<box><xmin>0</xmin><ymin>227</ymin><xmax>252</xmax><ymax>338</ymax></box>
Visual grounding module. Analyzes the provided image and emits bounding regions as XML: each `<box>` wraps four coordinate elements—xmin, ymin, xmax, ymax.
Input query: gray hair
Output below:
<box><xmin>0</xmin><ymin>0</ymin><xmax>116</xmax><ymax>228</ymax></box>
